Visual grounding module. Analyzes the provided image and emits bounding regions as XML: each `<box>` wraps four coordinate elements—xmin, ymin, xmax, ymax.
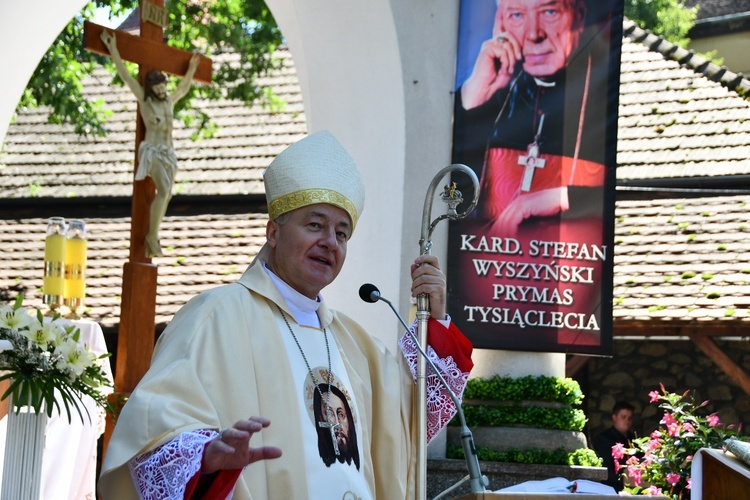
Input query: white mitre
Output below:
<box><xmin>263</xmin><ymin>130</ymin><xmax>366</xmax><ymax>231</ymax></box>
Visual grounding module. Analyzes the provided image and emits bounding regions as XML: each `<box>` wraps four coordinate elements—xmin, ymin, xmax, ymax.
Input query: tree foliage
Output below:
<box><xmin>624</xmin><ymin>0</ymin><xmax>698</xmax><ymax>47</ymax></box>
<box><xmin>18</xmin><ymin>0</ymin><xmax>283</xmax><ymax>137</ymax></box>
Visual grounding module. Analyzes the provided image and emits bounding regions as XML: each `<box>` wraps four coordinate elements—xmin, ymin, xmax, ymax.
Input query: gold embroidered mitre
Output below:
<box><xmin>263</xmin><ymin>130</ymin><xmax>365</xmax><ymax>231</ymax></box>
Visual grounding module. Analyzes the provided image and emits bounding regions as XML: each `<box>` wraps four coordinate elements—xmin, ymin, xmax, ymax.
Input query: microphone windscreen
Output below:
<box><xmin>359</xmin><ymin>283</ymin><xmax>380</xmax><ymax>303</ymax></box>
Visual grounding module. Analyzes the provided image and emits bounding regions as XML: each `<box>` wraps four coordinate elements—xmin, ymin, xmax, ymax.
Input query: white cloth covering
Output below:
<box><xmin>0</xmin><ymin>319</ymin><xmax>112</xmax><ymax>500</ymax></box>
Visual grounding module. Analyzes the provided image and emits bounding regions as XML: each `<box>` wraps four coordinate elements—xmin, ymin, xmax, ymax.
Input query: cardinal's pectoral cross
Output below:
<box><xmin>518</xmin><ymin>142</ymin><xmax>546</xmax><ymax>192</ymax></box>
<box><xmin>319</xmin><ymin>409</ymin><xmax>343</xmax><ymax>455</ymax></box>
<box><xmin>518</xmin><ymin>113</ymin><xmax>546</xmax><ymax>192</ymax></box>
<box><xmin>81</xmin><ymin>0</ymin><xmax>212</xmax><ymax>456</ymax></box>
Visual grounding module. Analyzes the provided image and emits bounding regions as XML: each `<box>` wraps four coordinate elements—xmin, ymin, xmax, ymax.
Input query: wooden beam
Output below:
<box><xmin>688</xmin><ymin>334</ymin><xmax>750</xmax><ymax>397</ymax></box>
<box><xmin>83</xmin><ymin>21</ymin><xmax>212</xmax><ymax>84</ymax></box>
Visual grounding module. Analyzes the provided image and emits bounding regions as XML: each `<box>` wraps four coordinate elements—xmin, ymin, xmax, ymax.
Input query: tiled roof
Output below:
<box><xmin>617</xmin><ymin>20</ymin><xmax>750</xmax><ymax>182</ymax></box>
<box><xmin>0</xmin><ymin>50</ymin><xmax>306</xmax><ymax>199</ymax></box>
<box><xmin>0</xmin><ymin>212</ymin><xmax>268</xmax><ymax>331</ymax></box>
<box><xmin>2</xmin><ymin>27</ymin><xmax>750</xmax><ymax>330</ymax></box>
<box><xmin>684</xmin><ymin>0</ymin><xmax>750</xmax><ymax>21</ymax></box>
<box><xmin>614</xmin><ymin>194</ymin><xmax>750</xmax><ymax>325</ymax></box>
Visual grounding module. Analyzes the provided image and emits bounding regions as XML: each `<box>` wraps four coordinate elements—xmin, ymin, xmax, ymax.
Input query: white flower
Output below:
<box><xmin>0</xmin><ymin>305</ymin><xmax>34</xmax><ymax>331</ymax></box>
<box><xmin>22</xmin><ymin>321</ymin><xmax>64</xmax><ymax>350</ymax></box>
<box><xmin>55</xmin><ymin>340</ymin><xmax>95</xmax><ymax>377</ymax></box>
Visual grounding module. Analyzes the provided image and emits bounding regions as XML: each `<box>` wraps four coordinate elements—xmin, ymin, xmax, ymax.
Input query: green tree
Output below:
<box><xmin>18</xmin><ymin>0</ymin><xmax>283</xmax><ymax>137</ymax></box>
<box><xmin>624</xmin><ymin>0</ymin><xmax>698</xmax><ymax>47</ymax></box>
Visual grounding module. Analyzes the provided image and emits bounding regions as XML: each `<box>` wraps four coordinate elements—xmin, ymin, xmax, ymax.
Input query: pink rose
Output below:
<box><xmin>666</xmin><ymin>472</ymin><xmax>681</xmax><ymax>485</ymax></box>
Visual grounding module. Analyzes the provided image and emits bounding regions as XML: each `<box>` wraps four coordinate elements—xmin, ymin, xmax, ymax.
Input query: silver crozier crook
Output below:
<box><xmin>415</xmin><ymin>164</ymin><xmax>479</xmax><ymax>499</ymax></box>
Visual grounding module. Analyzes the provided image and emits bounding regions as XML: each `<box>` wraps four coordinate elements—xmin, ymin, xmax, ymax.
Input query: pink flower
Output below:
<box><xmin>627</xmin><ymin>466</ymin><xmax>642</xmax><ymax>486</ymax></box>
<box><xmin>667</xmin><ymin>421</ymin><xmax>681</xmax><ymax>437</ymax></box>
<box><xmin>614</xmin><ymin>460</ymin><xmax>621</xmax><ymax>473</ymax></box>
<box><xmin>687</xmin><ymin>478</ymin><xmax>692</xmax><ymax>490</ymax></box>
<box><xmin>626</xmin><ymin>456</ymin><xmax>640</xmax><ymax>466</ymax></box>
<box><xmin>666</xmin><ymin>472</ymin><xmax>681</xmax><ymax>485</ymax></box>
<box><xmin>650</xmin><ymin>430</ymin><xmax>662</xmax><ymax>439</ymax></box>
<box><xmin>662</xmin><ymin>413</ymin><xmax>676</xmax><ymax>426</ymax></box>
<box><xmin>707</xmin><ymin>413</ymin><xmax>721</xmax><ymax>427</ymax></box>
<box><xmin>647</xmin><ymin>439</ymin><xmax>661</xmax><ymax>451</ymax></box>
<box><xmin>649</xmin><ymin>390</ymin><xmax>660</xmax><ymax>403</ymax></box>
<box><xmin>612</xmin><ymin>443</ymin><xmax>625</xmax><ymax>460</ymax></box>
<box><xmin>644</xmin><ymin>485</ymin><xmax>663</xmax><ymax>496</ymax></box>
<box><xmin>683</xmin><ymin>422</ymin><xmax>696</xmax><ymax>434</ymax></box>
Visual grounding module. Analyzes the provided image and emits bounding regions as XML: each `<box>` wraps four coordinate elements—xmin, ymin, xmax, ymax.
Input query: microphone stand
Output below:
<box><xmin>416</xmin><ymin>165</ymin><xmax>480</xmax><ymax>498</ymax></box>
<box><xmin>362</xmin><ymin>286</ymin><xmax>488</xmax><ymax>497</ymax></box>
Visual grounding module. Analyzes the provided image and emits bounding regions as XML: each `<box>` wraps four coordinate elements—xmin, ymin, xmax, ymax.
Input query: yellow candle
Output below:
<box><xmin>43</xmin><ymin>233</ymin><xmax>66</xmax><ymax>297</ymax></box>
<box><xmin>64</xmin><ymin>236</ymin><xmax>87</xmax><ymax>300</ymax></box>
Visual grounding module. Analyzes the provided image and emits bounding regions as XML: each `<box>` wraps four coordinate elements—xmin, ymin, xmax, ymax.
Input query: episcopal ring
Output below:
<box><xmin>496</xmin><ymin>35</ymin><xmax>508</xmax><ymax>43</ymax></box>
<box><xmin>219</xmin><ymin>429</ymin><xmax>226</xmax><ymax>440</ymax></box>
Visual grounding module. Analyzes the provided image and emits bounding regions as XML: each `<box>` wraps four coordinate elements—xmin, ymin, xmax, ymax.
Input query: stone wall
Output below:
<box><xmin>578</xmin><ymin>338</ymin><xmax>750</xmax><ymax>441</ymax></box>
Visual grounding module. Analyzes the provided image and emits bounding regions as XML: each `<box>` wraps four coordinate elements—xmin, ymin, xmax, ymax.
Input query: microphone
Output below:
<box><xmin>358</xmin><ymin>283</ymin><xmax>380</xmax><ymax>303</ymax></box>
<box><xmin>358</xmin><ymin>284</ymin><xmax>488</xmax><ymax>495</ymax></box>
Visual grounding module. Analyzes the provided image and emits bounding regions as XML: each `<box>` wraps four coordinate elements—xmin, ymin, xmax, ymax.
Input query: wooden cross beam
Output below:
<box><xmin>82</xmin><ymin>0</ymin><xmax>212</xmax><ymax>454</ymax></box>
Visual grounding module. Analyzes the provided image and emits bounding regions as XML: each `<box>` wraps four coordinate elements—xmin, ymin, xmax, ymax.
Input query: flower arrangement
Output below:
<box><xmin>617</xmin><ymin>384</ymin><xmax>742</xmax><ymax>498</ymax></box>
<box><xmin>0</xmin><ymin>296</ymin><xmax>113</xmax><ymax>421</ymax></box>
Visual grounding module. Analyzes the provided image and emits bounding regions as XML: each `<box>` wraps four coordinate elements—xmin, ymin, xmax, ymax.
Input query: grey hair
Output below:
<box><xmin>274</xmin><ymin>213</ymin><xmax>291</xmax><ymax>225</ymax></box>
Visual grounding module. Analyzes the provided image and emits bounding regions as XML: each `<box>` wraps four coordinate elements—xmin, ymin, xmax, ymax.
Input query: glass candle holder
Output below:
<box><xmin>63</xmin><ymin>219</ymin><xmax>87</xmax><ymax>319</ymax></box>
<box><xmin>43</xmin><ymin>217</ymin><xmax>67</xmax><ymax>313</ymax></box>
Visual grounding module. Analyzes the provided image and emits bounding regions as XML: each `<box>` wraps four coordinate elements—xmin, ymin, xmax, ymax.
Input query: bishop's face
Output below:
<box><xmin>499</xmin><ymin>0</ymin><xmax>585</xmax><ymax>79</ymax></box>
<box><xmin>266</xmin><ymin>203</ymin><xmax>350</xmax><ymax>299</ymax></box>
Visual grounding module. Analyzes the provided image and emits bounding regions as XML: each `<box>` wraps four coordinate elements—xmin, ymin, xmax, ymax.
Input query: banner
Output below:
<box><xmin>448</xmin><ymin>0</ymin><xmax>623</xmax><ymax>354</ymax></box>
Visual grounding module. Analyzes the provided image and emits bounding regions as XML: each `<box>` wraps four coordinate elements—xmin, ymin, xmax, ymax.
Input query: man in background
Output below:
<box><xmin>593</xmin><ymin>401</ymin><xmax>636</xmax><ymax>491</ymax></box>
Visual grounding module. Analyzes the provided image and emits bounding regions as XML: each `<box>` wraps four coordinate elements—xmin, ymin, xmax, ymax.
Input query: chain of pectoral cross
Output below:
<box><xmin>277</xmin><ymin>306</ymin><xmax>342</xmax><ymax>455</ymax></box>
<box><xmin>518</xmin><ymin>113</ymin><xmax>546</xmax><ymax>192</ymax></box>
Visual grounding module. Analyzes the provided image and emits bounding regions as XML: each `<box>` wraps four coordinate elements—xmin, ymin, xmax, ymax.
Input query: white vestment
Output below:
<box><xmin>99</xmin><ymin>257</ymin><xmax>468</xmax><ymax>499</ymax></box>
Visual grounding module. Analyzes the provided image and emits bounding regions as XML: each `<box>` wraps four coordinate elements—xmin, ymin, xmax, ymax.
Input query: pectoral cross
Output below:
<box><xmin>518</xmin><ymin>113</ymin><xmax>546</xmax><ymax>192</ymax></box>
<box><xmin>319</xmin><ymin>408</ymin><xmax>343</xmax><ymax>455</ymax></box>
<box><xmin>518</xmin><ymin>142</ymin><xmax>546</xmax><ymax>192</ymax></box>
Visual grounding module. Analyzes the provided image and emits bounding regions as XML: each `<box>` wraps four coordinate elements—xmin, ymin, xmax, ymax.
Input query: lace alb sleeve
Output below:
<box><xmin>128</xmin><ymin>429</ymin><xmax>218</xmax><ymax>500</ymax></box>
<box><xmin>398</xmin><ymin>320</ymin><xmax>471</xmax><ymax>443</ymax></box>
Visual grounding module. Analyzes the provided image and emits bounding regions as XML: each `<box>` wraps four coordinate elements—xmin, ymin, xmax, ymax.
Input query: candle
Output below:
<box><xmin>43</xmin><ymin>217</ymin><xmax>66</xmax><ymax>308</ymax></box>
<box><xmin>64</xmin><ymin>220</ymin><xmax>87</xmax><ymax>313</ymax></box>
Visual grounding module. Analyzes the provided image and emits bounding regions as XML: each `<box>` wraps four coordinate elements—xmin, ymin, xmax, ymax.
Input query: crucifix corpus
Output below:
<box><xmin>82</xmin><ymin>0</ymin><xmax>212</xmax><ymax>452</ymax></box>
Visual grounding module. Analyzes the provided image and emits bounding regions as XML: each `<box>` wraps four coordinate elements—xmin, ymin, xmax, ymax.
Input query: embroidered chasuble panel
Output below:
<box><xmin>275</xmin><ymin>317</ymin><xmax>372</xmax><ymax>500</ymax></box>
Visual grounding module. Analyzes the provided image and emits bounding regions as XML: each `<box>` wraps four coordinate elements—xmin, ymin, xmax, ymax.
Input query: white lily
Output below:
<box><xmin>0</xmin><ymin>305</ymin><xmax>34</xmax><ymax>331</ymax></box>
<box><xmin>22</xmin><ymin>321</ymin><xmax>64</xmax><ymax>351</ymax></box>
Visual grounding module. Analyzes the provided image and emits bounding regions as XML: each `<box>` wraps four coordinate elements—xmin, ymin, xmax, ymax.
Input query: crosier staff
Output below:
<box><xmin>415</xmin><ymin>164</ymin><xmax>479</xmax><ymax>499</ymax></box>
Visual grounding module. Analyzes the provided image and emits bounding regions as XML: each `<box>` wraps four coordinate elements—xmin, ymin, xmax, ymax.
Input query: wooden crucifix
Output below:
<box><xmin>82</xmin><ymin>0</ymin><xmax>212</xmax><ymax>452</ymax></box>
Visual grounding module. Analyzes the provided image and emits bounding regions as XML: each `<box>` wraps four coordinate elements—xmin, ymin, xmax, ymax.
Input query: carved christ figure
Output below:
<box><xmin>101</xmin><ymin>30</ymin><xmax>200</xmax><ymax>258</ymax></box>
